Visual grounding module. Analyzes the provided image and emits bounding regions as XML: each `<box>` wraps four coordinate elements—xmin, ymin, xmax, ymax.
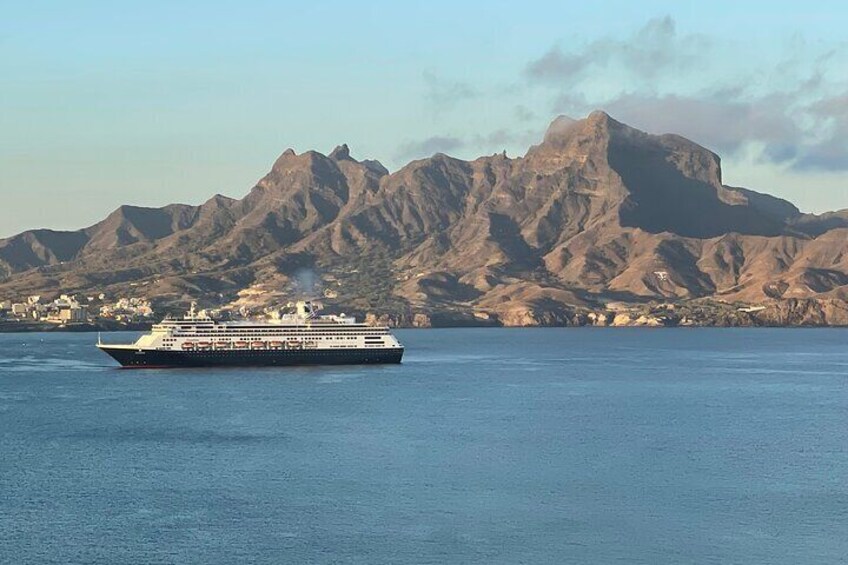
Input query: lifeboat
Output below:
<box><xmin>196</xmin><ymin>342</ymin><xmax>212</xmax><ymax>350</ymax></box>
<box><xmin>181</xmin><ymin>342</ymin><xmax>196</xmax><ymax>350</ymax></box>
<box><xmin>215</xmin><ymin>341</ymin><xmax>231</xmax><ymax>350</ymax></box>
<box><xmin>251</xmin><ymin>341</ymin><xmax>266</xmax><ymax>350</ymax></box>
<box><xmin>268</xmin><ymin>341</ymin><xmax>284</xmax><ymax>350</ymax></box>
<box><xmin>234</xmin><ymin>341</ymin><xmax>249</xmax><ymax>350</ymax></box>
<box><xmin>286</xmin><ymin>340</ymin><xmax>302</xmax><ymax>350</ymax></box>
<box><xmin>304</xmin><ymin>341</ymin><xmax>318</xmax><ymax>349</ymax></box>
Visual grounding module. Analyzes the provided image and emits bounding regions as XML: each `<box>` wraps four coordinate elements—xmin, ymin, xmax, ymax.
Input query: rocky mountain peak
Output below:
<box><xmin>540</xmin><ymin>110</ymin><xmax>620</xmax><ymax>145</ymax></box>
<box><xmin>329</xmin><ymin>144</ymin><xmax>353</xmax><ymax>161</ymax></box>
<box><xmin>542</xmin><ymin>115</ymin><xmax>577</xmax><ymax>141</ymax></box>
<box><xmin>269</xmin><ymin>147</ymin><xmax>340</xmax><ymax>178</ymax></box>
<box><xmin>270</xmin><ymin>148</ymin><xmax>300</xmax><ymax>172</ymax></box>
<box><xmin>524</xmin><ymin>111</ymin><xmax>621</xmax><ymax>173</ymax></box>
<box><xmin>586</xmin><ymin>109</ymin><xmax>617</xmax><ymax>125</ymax></box>
<box><xmin>361</xmin><ymin>159</ymin><xmax>389</xmax><ymax>177</ymax></box>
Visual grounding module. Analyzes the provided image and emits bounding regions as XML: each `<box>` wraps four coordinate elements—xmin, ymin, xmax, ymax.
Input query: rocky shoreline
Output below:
<box><xmin>363</xmin><ymin>298</ymin><xmax>848</xmax><ymax>328</ymax></box>
<box><xmin>4</xmin><ymin>298</ymin><xmax>844</xmax><ymax>332</ymax></box>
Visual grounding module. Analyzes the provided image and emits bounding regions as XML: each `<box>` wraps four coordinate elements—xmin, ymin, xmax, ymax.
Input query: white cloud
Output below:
<box><xmin>525</xmin><ymin>17</ymin><xmax>848</xmax><ymax>171</ymax></box>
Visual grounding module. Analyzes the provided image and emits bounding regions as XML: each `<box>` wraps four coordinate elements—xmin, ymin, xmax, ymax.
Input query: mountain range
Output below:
<box><xmin>2</xmin><ymin>111</ymin><xmax>848</xmax><ymax>326</ymax></box>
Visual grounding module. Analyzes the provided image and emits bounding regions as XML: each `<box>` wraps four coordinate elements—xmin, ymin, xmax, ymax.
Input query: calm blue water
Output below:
<box><xmin>1</xmin><ymin>329</ymin><xmax>847</xmax><ymax>564</ymax></box>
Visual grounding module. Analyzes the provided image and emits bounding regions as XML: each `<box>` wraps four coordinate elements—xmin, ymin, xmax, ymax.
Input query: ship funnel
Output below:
<box><xmin>296</xmin><ymin>300</ymin><xmax>313</xmax><ymax>318</ymax></box>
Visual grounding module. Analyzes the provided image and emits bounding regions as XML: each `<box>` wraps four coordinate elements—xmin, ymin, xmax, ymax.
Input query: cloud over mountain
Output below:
<box><xmin>525</xmin><ymin>17</ymin><xmax>704</xmax><ymax>86</ymax></box>
<box><xmin>522</xmin><ymin>17</ymin><xmax>848</xmax><ymax>174</ymax></box>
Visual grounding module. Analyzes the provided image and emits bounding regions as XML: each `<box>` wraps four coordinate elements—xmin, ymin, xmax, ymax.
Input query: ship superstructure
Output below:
<box><xmin>97</xmin><ymin>301</ymin><xmax>404</xmax><ymax>368</ymax></box>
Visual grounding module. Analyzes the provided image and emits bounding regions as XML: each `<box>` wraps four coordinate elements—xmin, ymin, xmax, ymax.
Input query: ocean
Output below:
<box><xmin>1</xmin><ymin>329</ymin><xmax>846</xmax><ymax>564</ymax></box>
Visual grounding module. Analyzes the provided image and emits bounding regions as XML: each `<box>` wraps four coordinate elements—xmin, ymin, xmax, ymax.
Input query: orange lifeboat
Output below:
<box><xmin>287</xmin><ymin>340</ymin><xmax>302</xmax><ymax>350</ymax></box>
<box><xmin>196</xmin><ymin>342</ymin><xmax>212</xmax><ymax>350</ymax></box>
<box><xmin>269</xmin><ymin>341</ymin><xmax>284</xmax><ymax>350</ymax></box>
<box><xmin>215</xmin><ymin>341</ymin><xmax>231</xmax><ymax>350</ymax></box>
<box><xmin>181</xmin><ymin>342</ymin><xmax>196</xmax><ymax>350</ymax></box>
<box><xmin>234</xmin><ymin>341</ymin><xmax>249</xmax><ymax>350</ymax></box>
<box><xmin>251</xmin><ymin>341</ymin><xmax>266</xmax><ymax>350</ymax></box>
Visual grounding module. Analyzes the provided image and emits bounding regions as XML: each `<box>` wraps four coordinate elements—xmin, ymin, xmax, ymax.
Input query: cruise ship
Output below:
<box><xmin>97</xmin><ymin>301</ymin><xmax>404</xmax><ymax>368</ymax></box>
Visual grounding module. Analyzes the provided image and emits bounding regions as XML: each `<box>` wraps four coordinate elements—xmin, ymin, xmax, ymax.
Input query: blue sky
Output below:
<box><xmin>2</xmin><ymin>0</ymin><xmax>846</xmax><ymax>236</ymax></box>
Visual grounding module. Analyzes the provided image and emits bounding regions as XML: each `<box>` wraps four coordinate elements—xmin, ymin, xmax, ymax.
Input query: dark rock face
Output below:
<box><xmin>1</xmin><ymin>111</ymin><xmax>847</xmax><ymax>325</ymax></box>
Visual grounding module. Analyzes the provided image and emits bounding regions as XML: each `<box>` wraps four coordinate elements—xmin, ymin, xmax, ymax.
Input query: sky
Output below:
<box><xmin>2</xmin><ymin>0</ymin><xmax>847</xmax><ymax>237</ymax></box>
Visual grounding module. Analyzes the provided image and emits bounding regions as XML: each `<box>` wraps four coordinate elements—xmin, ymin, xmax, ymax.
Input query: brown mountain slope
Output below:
<box><xmin>1</xmin><ymin>111</ymin><xmax>846</xmax><ymax>325</ymax></box>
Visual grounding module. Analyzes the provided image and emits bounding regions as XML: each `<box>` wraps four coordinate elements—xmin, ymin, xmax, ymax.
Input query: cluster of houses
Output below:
<box><xmin>0</xmin><ymin>294</ymin><xmax>155</xmax><ymax>325</ymax></box>
<box><xmin>0</xmin><ymin>295</ymin><xmax>90</xmax><ymax>324</ymax></box>
<box><xmin>98</xmin><ymin>297</ymin><xmax>155</xmax><ymax>322</ymax></box>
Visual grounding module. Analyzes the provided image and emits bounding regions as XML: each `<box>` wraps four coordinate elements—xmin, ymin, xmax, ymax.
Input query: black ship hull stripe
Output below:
<box><xmin>99</xmin><ymin>346</ymin><xmax>404</xmax><ymax>368</ymax></box>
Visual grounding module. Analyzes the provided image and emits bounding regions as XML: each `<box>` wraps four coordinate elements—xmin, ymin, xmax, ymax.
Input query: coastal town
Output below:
<box><xmin>0</xmin><ymin>294</ymin><xmax>155</xmax><ymax>329</ymax></box>
<box><xmin>0</xmin><ymin>290</ymin><xmax>323</xmax><ymax>331</ymax></box>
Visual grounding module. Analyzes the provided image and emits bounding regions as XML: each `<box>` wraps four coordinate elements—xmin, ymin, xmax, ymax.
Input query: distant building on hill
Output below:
<box><xmin>46</xmin><ymin>305</ymin><xmax>89</xmax><ymax>323</ymax></box>
<box><xmin>99</xmin><ymin>297</ymin><xmax>154</xmax><ymax>321</ymax></box>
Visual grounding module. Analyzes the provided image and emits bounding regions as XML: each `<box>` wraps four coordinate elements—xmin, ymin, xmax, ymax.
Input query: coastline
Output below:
<box><xmin>3</xmin><ymin>297</ymin><xmax>846</xmax><ymax>332</ymax></box>
<box><xmin>0</xmin><ymin>320</ymin><xmax>845</xmax><ymax>333</ymax></box>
